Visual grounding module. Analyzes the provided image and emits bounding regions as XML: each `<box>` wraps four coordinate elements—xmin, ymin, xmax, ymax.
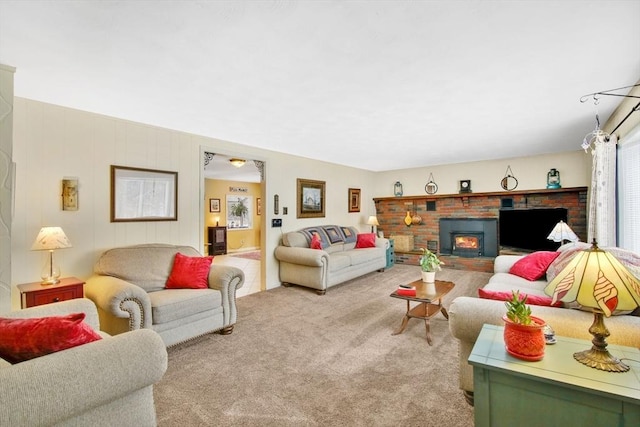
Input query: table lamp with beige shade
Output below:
<box><xmin>544</xmin><ymin>239</ymin><xmax>640</xmax><ymax>372</ymax></box>
<box><xmin>367</xmin><ymin>216</ymin><xmax>379</xmax><ymax>234</ymax></box>
<box><xmin>31</xmin><ymin>226</ymin><xmax>72</xmax><ymax>285</ymax></box>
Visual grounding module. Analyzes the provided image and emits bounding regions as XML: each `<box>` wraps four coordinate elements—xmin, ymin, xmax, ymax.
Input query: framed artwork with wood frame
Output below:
<box><xmin>210</xmin><ymin>198</ymin><xmax>221</xmax><ymax>213</ymax></box>
<box><xmin>348</xmin><ymin>188</ymin><xmax>361</xmax><ymax>212</ymax></box>
<box><xmin>297</xmin><ymin>178</ymin><xmax>325</xmax><ymax>218</ymax></box>
<box><xmin>110</xmin><ymin>165</ymin><xmax>178</xmax><ymax>222</ymax></box>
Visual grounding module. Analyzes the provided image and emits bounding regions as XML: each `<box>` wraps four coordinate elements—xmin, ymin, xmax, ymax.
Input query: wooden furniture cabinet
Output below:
<box><xmin>17</xmin><ymin>277</ymin><xmax>85</xmax><ymax>309</ymax></box>
<box><xmin>469</xmin><ymin>324</ymin><xmax>640</xmax><ymax>427</ymax></box>
<box><xmin>386</xmin><ymin>238</ymin><xmax>395</xmax><ymax>268</ymax></box>
<box><xmin>208</xmin><ymin>226</ymin><xmax>227</xmax><ymax>255</ymax></box>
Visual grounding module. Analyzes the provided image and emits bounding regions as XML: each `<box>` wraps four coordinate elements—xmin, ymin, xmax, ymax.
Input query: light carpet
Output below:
<box><xmin>154</xmin><ymin>265</ymin><xmax>492</xmax><ymax>426</ymax></box>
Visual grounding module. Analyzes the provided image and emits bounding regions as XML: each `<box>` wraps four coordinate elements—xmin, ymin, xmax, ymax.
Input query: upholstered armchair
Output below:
<box><xmin>84</xmin><ymin>244</ymin><xmax>245</xmax><ymax>346</ymax></box>
<box><xmin>0</xmin><ymin>298</ymin><xmax>167</xmax><ymax>426</ymax></box>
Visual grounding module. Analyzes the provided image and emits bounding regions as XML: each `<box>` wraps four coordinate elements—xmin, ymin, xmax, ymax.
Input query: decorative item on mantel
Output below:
<box><xmin>419</xmin><ymin>248</ymin><xmax>444</xmax><ymax>289</ymax></box>
<box><xmin>544</xmin><ymin>239</ymin><xmax>640</xmax><ymax>372</ymax></box>
<box><xmin>424</xmin><ymin>173</ymin><xmax>438</xmax><ymax>195</ymax></box>
<box><xmin>500</xmin><ymin>165</ymin><xmax>518</xmax><ymax>191</ymax></box>
<box><xmin>546</xmin><ymin>168</ymin><xmax>561</xmax><ymax>189</ymax></box>
<box><xmin>394</xmin><ymin>181</ymin><xmax>403</xmax><ymax>197</ymax></box>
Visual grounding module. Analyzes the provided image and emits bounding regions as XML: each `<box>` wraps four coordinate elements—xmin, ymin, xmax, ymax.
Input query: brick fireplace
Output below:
<box><xmin>373</xmin><ymin>187</ymin><xmax>587</xmax><ymax>272</ymax></box>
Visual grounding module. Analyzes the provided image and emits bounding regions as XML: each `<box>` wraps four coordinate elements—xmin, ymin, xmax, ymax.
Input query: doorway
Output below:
<box><xmin>203</xmin><ymin>152</ymin><xmax>264</xmax><ymax>297</ymax></box>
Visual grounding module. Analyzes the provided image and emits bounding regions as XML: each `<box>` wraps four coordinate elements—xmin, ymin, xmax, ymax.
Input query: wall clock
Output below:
<box><xmin>459</xmin><ymin>180</ymin><xmax>472</xmax><ymax>193</ymax></box>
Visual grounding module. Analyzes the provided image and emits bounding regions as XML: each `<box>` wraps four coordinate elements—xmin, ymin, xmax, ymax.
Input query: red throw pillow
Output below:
<box><xmin>310</xmin><ymin>233</ymin><xmax>323</xmax><ymax>250</ymax></box>
<box><xmin>355</xmin><ymin>233</ymin><xmax>376</xmax><ymax>248</ymax></box>
<box><xmin>0</xmin><ymin>313</ymin><xmax>102</xmax><ymax>364</ymax></box>
<box><xmin>478</xmin><ymin>289</ymin><xmax>562</xmax><ymax>307</ymax></box>
<box><xmin>509</xmin><ymin>251</ymin><xmax>560</xmax><ymax>281</ymax></box>
<box><xmin>166</xmin><ymin>252</ymin><xmax>213</xmax><ymax>289</ymax></box>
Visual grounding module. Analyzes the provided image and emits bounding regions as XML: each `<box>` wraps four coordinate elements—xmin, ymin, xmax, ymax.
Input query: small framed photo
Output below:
<box><xmin>210</xmin><ymin>198</ymin><xmax>221</xmax><ymax>213</ymax></box>
<box><xmin>348</xmin><ymin>188</ymin><xmax>361</xmax><ymax>213</ymax></box>
<box><xmin>297</xmin><ymin>178</ymin><xmax>325</xmax><ymax>218</ymax></box>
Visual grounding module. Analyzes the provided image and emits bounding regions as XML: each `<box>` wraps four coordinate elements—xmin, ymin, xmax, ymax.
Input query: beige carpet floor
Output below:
<box><xmin>154</xmin><ymin>265</ymin><xmax>492</xmax><ymax>427</ymax></box>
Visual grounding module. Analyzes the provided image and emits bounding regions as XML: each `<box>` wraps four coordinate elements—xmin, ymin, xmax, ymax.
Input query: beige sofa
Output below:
<box><xmin>0</xmin><ymin>298</ymin><xmax>167</xmax><ymax>426</ymax></box>
<box><xmin>85</xmin><ymin>244</ymin><xmax>244</xmax><ymax>346</ymax></box>
<box><xmin>274</xmin><ymin>225</ymin><xmax>388</xmax><ymax>294</ymax></box>
<box><xmin>449</xmin><ymin>246</ymin><xmax>640</xmax><ymax>405</ymax></box>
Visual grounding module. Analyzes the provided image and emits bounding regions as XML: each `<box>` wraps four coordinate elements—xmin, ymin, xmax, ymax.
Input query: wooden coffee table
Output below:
<box><xmin>390</xmin><ymin>279</ymin><xmax>455</xmax><ymax>345</ymax></box>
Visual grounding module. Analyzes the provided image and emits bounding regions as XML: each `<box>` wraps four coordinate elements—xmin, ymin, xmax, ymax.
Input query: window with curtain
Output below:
<box><xmin>617</xmin><ymin>125</ymin><xmax>640</xmax><ymax>252</ymax></box>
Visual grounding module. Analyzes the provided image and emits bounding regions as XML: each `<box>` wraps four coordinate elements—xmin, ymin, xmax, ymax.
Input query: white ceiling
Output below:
<box><xmin>1</xmin><ymin>1</ymin><xmax>639</xmax><ymax>172</ymax></box>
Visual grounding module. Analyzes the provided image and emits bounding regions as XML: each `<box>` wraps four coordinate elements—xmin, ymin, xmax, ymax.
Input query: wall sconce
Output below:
<box><xmin>62</xmin><ymin>177</ymin><xmax>78</xmax><ymax>211</ymax></box>
<box><xmin>229</xmin><ymin>158</ymin><xmax>246</xmax><ymax>168</ymax></box>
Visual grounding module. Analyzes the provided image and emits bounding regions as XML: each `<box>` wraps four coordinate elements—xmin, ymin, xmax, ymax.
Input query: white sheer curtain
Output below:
<box><xmin>587</xmin><ymin>134</ymin><xmax>617</xmax><ymax>246</ymax></box>
<box><xmin>617</xmin><ymin>125</ymin><xmax>640</xmax><ymax>252</ymax></box>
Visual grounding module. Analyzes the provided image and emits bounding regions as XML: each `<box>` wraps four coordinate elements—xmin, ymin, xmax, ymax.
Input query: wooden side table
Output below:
<box><xmin>469</xmin><ymin>324</ymin><xmax>640</xmax><ymax>427</ymax></box>
<box><xmin>390</xmin><ymin>279</ymin><xmax>454</xmax><ymax>345</ymax></box>
<box><xmin>17</xmin><ymin>277</ymin><xmax>85</xmax><ymax>309</ymax></box>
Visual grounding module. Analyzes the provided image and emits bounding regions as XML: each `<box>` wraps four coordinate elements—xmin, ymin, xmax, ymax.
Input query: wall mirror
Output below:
<box><xmin>501</xmin><ymin>165</ymin><xmax>518</xmax><ymax>191</ymax></box>
<box><xmin>110</xmin><ymin>165</ymin><xmax>178</xmax><ymax>222</ymax></box>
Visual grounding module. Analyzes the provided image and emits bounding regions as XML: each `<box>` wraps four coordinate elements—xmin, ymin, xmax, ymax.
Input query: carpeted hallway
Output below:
<box><xmin>154</xmin><ymin>265</ymin><xmax>491</xmax><ymax>426</ymax></box>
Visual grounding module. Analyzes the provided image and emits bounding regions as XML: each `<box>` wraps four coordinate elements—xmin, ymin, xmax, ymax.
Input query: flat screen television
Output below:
<box><xmin>499</xmin><ymin>208</ymin><xmax>568</xmax><ymax>252</ymax></box>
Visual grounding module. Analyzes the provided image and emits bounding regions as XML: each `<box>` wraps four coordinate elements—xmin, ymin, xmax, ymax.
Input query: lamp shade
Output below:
<box><xmin>31</xmin><ymin>227</ymin><xmax>72</xmax><ymax>251</ymax></box>
<box><xmin>544</xmin><ymin>241</ymin><xmax>640</xmax><ymax>316</ymax></box>
<box><xmin>547</xmin><ymin>220</ymin><xmax>579</xmax><ymax>243</ymax></box>
<box><xmin>367</xmin><ymin>216</ymin><xmax>380</xmax><ymax>227</ymax></box>
<box><xmin>229</xmin><ymin>158</ymin><xmax>246</xmax><ymax>168</ymax></box>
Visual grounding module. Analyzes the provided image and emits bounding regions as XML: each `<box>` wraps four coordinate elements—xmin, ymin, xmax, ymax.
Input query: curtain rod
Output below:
<box><xmin>580</xmin><ymin>83</ymin><xmax>640</xmax><ymax>135</ymax></box>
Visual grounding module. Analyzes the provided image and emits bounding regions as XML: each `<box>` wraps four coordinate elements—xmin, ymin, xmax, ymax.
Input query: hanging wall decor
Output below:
<box><xmin>501</xmin><ymin>165</ymin><xmax>518</xmax><ymax>191</ymax></box>
<box><xmin>424</xmin><ymin>173</ymin><xmax>438</xmax><ymax>195</ymax></box>
<box><xmin>62</xmin><ymin>177</ymin><xmax>78</xmax><ymax>211</ymax></box>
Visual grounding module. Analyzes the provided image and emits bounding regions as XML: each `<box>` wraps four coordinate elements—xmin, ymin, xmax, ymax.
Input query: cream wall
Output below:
<box><xmin>9</xmin><ymin>98</ymin><xmax>592</xmax><ymax>311</ymax></box>
<box><xmin>9</xmin><ymin>98</ymin><xmax>377</xmax><ymax>309</ymax></box>
<box><xmin>0</xmin><ymin>65</ymin><xmax>15</xmax><ymax>314</ymax></box>
<box><xmin>371</xmin><ymin>150</ymin><xmax>590</xmax><ymax>204</ymax></box>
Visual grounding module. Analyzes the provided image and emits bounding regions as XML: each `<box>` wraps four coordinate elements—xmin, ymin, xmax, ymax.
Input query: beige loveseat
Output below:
<box><xmin>0</xmin><ymin>298</ymin><xmax>167</xmax><ymax>426</ymax></box>
<box><xmin>274</xmin><ymin>225</ymin><xmax>388</xmax><ymax>294</ymax></box>
<box><xmin>449</xmin><ymin>244</ymin><xmax>640</xmax><ymax>405</ymax></box>
<box><xmin>85</xmin><ymin>243</ymin><xmax>244</xmax><ymax>346</ymax></box>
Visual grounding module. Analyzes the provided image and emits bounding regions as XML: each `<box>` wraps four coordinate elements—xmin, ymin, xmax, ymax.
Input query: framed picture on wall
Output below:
<box><xmin>348</xmin><ymin>188</ymin><xmax>361</xmax><ymax>212</ymax></box>
<box><xmin>110</xmin><ymin>165</ymin><xmax>178</xmax><ymax>222</ymax></box>
<box><xmin>297</xmin><ymin>178</ymin><xmax>325</xmax><ymax>218</ymax></box>
<box><xmin>210</xmin><ymin>198</ymin><xmax>220</xmax><ymax>213</ymax></box>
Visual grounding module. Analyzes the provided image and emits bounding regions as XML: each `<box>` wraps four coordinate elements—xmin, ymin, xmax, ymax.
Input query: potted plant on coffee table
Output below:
<box><xmin>503</xmin><ymin>290</ymin><xmax>547</xmax><ymax>361</ymax></box>
<box><xmin>419</xmin><ymin>248</ymin><xmax>444</xmax><ymax>283</ymax></box>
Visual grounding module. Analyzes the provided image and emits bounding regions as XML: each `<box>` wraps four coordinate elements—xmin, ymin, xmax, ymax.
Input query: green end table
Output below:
<box><xmin>469</xmin><ymin>324</ymin><xmax>640</xmax><ymax>427</ymax></box>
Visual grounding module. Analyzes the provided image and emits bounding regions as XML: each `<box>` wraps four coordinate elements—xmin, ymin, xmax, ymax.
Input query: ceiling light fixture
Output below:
<box><xmin>229</xmin><ymin>158</ymin><xmax>246</xmax><ymax>168</ymax></box>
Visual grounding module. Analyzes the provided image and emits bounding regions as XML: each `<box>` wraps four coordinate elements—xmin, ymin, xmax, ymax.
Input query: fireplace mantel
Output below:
<box><xmin>373</xmin><ymin>186</ymin><xmax>588</xmax><ymax>272</ymax></box>
<box><xmin>373</xmin><ymin>186</ymin><xmax>588</xmax><ymax>203</ymax></box>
